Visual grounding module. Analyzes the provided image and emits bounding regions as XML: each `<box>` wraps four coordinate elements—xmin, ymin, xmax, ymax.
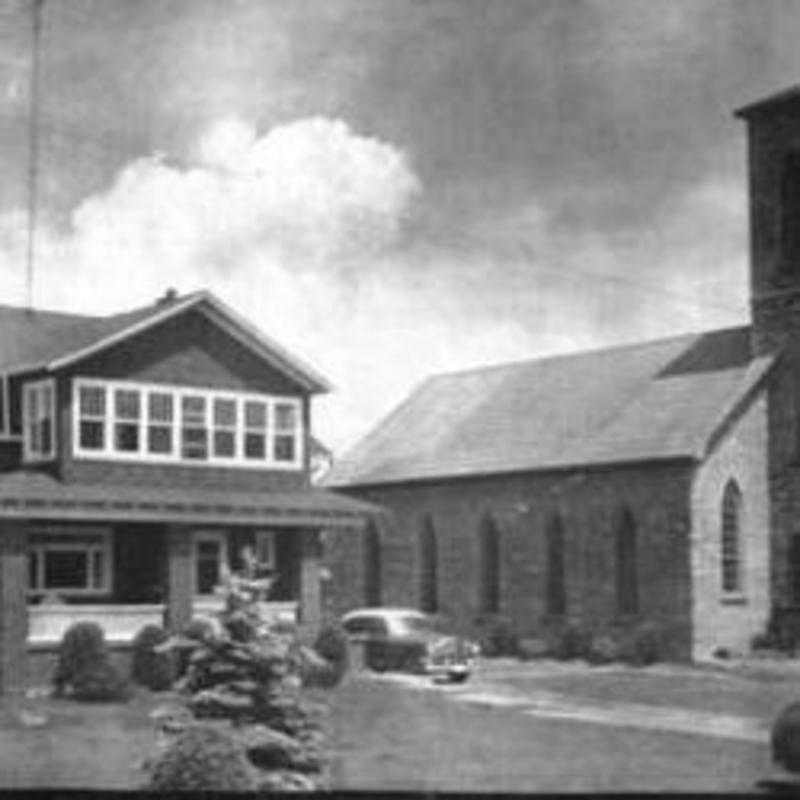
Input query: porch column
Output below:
<box><xmin>299</xmin><ymin>530</ymin><xmax>322</xmax><ymax>633</ymax></box>
<box><xmin>166</xmin><ymin>526</ymin><xmax>193</xmax><ymax>632</ymax></box>
<box><xmin>0</xmin><ymin>520</ymin><xmax>28</xmax><ymax>695</ymax></box>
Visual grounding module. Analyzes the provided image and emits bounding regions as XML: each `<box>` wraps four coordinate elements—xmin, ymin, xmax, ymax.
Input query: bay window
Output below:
<box><xmin>23</xmin><ymin>378</ymin><xmax>56</xmax><ymax>462</ymax></box>
<box><xmin>72</xmin><ymin>378</ymin><xmax>303</xmax><ymax>468</ymax></box>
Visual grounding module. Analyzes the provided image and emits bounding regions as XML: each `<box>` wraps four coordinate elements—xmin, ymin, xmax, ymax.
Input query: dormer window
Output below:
<box><xmin>23</xmin><ymin>378</ymin><xmax>56</xmax><ymax>462</ymax></box>
<box><xmin>72</xmin><ymin>378</ymin><xmax>303</xmax><ymax>469</ymax></box>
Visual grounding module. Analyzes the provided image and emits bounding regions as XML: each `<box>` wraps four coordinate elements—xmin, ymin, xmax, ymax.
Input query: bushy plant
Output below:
<box><xmin>131</xmin><ymin>625</ymin><xmax>175</xmax><ymax>691</ymax></box>
<box><xmin>476</xmin><ymin>615</ymin><xmax>519</xmax><ymax>657</ymax></box>
<box><xmin>306</xmin><ymin>623</ymin><xmax>349</xmax><ymax>688</ymax></box>
<box><xmin>553</xmin><ymin>623</ymin><xmax>593</xmax><ymax>661</ymax></box>
<box><xmin>586</xmin><ymin>634</ymin><xmax>620</xmax><ymax>665</ymax></box>
<box><xmin>148</xmin><ymin>725</ymin><xmax>255</xmax><ymax>791</ymax></box>
<box><xmin>772</xmin><ymin>702</ymin><xmax>800</xmax><ymax>773</ymax></box>
<box><xmin>53</xmin><ymin>621</ymin><xmax>127</xmax><ymax>701</ymax></box>
<box><xmin>621</xmin><ymin>623</ymin><xmax>661</xmax><ymax>666</ymax></box>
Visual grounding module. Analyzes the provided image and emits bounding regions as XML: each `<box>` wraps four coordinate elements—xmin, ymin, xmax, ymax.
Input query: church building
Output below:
<box><xmin>325</xmin><ymin>86</ymin><xmax>800</xmax><ymax>661</ymax></box>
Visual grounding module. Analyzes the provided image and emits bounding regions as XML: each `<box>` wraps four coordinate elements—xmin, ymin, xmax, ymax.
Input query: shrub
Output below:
<box><xmin>131</xmin><ymin>625</ymin><xmax>175</xmax><ymax>691</ymax></box>
<box><xmin>772</xmin><ymin>702</ymin><xmax>800</xmax><ymax>773</ymax></box>
<box><xmin>621</xmin><ymin>623</ymin><xmax>661</xmax><ymax>666</ymax></box>
<box><xmin>553</xmin><ymin>623</ymin><xmax>593</xmax><ymax>661</ymax></box>
<box><xmin>72</xmin><ymin>659</ymin><xmax>130</xmax><ymax>702</ymax></box>
<box><xmin>517</xmin><ymin>637</ymin><xmax>550</xmax><ymax>661</ymax></box>
<box><xmin>587</xmin><ymin>634</ymin><xmax>620</xmax><ymax>665</ymax></box>
<box><xmin>53</xmin><ymin>621</ymin><xmax>108</xmax><ymax>696</ymax></box>
<box><xmin>148</xmin><ymin>725</ymin><xmax>255</xmax><ymax>791</ymax></box>
<box><xmin>476</xmin><ymin>615</ymin><xmax>519</xmax><ymax>657</ymax></box>
<box><xmin>309</xmin><ymin>623</ymin><xmax>349</xmax><ymax>688</ymax></box>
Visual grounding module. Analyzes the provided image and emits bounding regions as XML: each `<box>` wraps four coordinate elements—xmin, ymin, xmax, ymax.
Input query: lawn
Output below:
<box><xmin>0</xmin><ymin>663</ymin><xmax>778</xmax><ymax>792</ymax></box>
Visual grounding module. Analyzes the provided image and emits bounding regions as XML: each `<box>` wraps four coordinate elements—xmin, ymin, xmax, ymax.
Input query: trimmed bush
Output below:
<box><xmin>553</xmin><ymin>624</ymin><xmax>593</xmax><ymax>661</ymax></box>
<box><xmin>587</xmin><ymin>634</ymin><xmax>620</xmax><ymax>665</ymax></box>
<box><xmin>772</xmin><ymin>702</ymin><xmax>800</xmax><ymax>773</ymax></box>
<box><xmin>131</xmin><ymin>625</ymin><xmax>175</xmax><ymax>691</ymax></box>
<box><xmin>476</xmin><ymin>615</ymin><xmax>519</xmax><ymax>657</ymax></box>
<box><xmin>309</xmin><ymin>623</ymin><xmax>349</xmax><ymax>688</ymax></box>
<box><xmin>72</xmin><ymin>659</ymin><xmax>130</xmax><ymax>702</ymax></box>
<box><xmin>621</xmin><ymin>623</ymin><xmax>662</xmax><ymax>666</ymax></box>
<box><xmin>53</xmin><ymin>621</ymin><xmax>109</xmax><ymax>697</ymax></box>
<box><xmin>148</xmin><ymin>725</ymin><xmax>255</xmax><ymax>791</ymax></box>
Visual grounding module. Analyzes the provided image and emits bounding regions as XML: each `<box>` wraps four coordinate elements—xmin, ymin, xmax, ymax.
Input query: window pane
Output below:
<box><xmin>115</xmin><ymin>390</ymin><xmax>140</xmax><ymax>420</ymax></box>
<box><xmin>114</xmin><ymin>422</ymin><xmax>139</xmax><ymax>452</ymax></box>
<box><xmin>182</xmin><ymin>395</ymin><xmax>205</xmax><ymax>423</ymax></box>
<box><xmin>79</xmin><ymin>386</ymin><xmax>105</xmax><ymax>416</ymax></box>
<box><xmin>196</xmin><ymin>559</ymin><xmax>219</xmax><ymax>594</ymax></box>
<box><xmin>80</xmin><ymin>420</ymin><xmax>104</xmax><ymax>450</ymax></box>
<box><xmin>91</xmin><ymin>551</ymin><xmax>104</xmax><ymax>589</ymax></box>
<box><xmin>26</xmin><ymin>389</ymin><xmax>37</xmax><ymax>421</ymax></box>
<box><xmin>244</xmin><ymin>432</ymin><xmax>265</xmax><ymax>459</ymax></box>
<box><xmin>148</xmin><ymin>425</ymin><xmax>172</xmax><ymax>454</ymax></box>
<box><xmin>28</xmin><ymin>551</ymin><xmax>38</xmax><ymax>589</ymax></box>
<box><xmin>273</xmin><ymin>434</ymin><xmax>295</xmax><ymax>462</ymax></box>
<box><xmin>148</xmin><ymin>393</ymin><xmax>173</xmax><ymax>422</ymax></box>
<box><xmin>182</xmin><ymin>427</ymin><xmax>207</xmax><ymax>459</ymax></box>
<box><xmin>214</xmin><ymin>399</ymin><xmax>236</xmax><ymax>427</ymax></box>
<box><xmin>44</xmin><ymin>551</ymin><xmax>87</xmax><ymax>589</ymax></box>
<box><xmin>214</xmin><ymin>430</ymin><xmax>235</xmax><ymax>457</ymax></box>
<box><xmin>40</xmin><ymin>418</ymin><xmax>52</xmax><ymax>454</ymax></box>
<box><xmin>245</xmin><ymin>401</ymin><xmax>266</xmax><ymax>429</ymax></box>
<box><xmin>198</xmin><ymin>540</ymin><xmax>220</xmax><ymax>558</ymax></box>
<box><xmin>274</xmin><ymin>403</ymin><xmax>297</xmax><ymax>431</ymax></box>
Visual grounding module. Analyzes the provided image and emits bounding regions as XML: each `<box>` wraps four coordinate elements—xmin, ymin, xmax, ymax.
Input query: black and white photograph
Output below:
<box><xmin>1</xmin><ymin>0</ymin><xmax>800</xmax><ymax>792</ymax></box>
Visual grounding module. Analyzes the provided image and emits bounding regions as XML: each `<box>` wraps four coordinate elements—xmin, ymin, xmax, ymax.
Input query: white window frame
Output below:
<box><xmin>23</xmin><ymin>377</ymin><xmax>56</xmax><ymax>462</ymax></box>
<box><xmin>27</xmin><ymin>526</ymin><xmax>113</xmax><ymax>598</ymax></box>
<box><xmin>193</xmin><ymin>529</ymin><xmax>229</xmax><ymax>597</ymax></box>
<box><xmin>71</xmin><ymin>378</ymin><xmax>304</xmax><ymax>470</ymax></box>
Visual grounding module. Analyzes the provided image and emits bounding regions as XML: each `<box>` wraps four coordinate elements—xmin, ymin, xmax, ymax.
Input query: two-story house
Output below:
<box><xmin>0</xmin><ymin>288</ymin><xmax>374</xmax><ymax>692</ymax></box>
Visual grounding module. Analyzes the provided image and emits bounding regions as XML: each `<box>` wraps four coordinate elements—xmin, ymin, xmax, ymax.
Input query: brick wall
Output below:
<box><xmin>690</xmin><ymin>390</ymin><xmax>771</xmax><ymax>659</ymax></box>
<box><xmin>329</xmin><ymin>461</ymin><xmax>695</xmax><ymax>658</ymax></box>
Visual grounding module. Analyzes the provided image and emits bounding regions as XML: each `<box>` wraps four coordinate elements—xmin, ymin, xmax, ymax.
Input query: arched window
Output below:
<box><xmin>546</xmin><ymin>514</ymin><xmax>566</xmax><ymax>616</ymax></box>
<box><xmin>363</xmin><ymin>519</ymin><xmax>382</xmax><ymax>607</ymax></box>
<box><xmin>615</xmin><ymin>507</ymin><xmax>638</xmax><ymax>615</ymax></box>
<box><xmin>721</xmin><ymin>480</ymin><xmax>743</xmax><ymax>593</ymax></box>
<box><xmin>419</xmin><ymin>515</ymin><xmax>438</xmax><ymax>613</ymax></box>
<box><xmin>478</xmin><ymin>515</ymin><xmax>500</xmax><ymax>614</ymax></box>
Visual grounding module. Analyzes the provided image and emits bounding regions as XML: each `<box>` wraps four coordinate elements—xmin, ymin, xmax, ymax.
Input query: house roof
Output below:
<box><xmin>0</xmin><ymin>470</ymin><xmax>377</xmax><ymax>528</ymax></box>
<box><xmin>735</xmin><ymin>85</ymin><xmax>800</xmax><ymax>119</ymax></box>
<box><xmin>325</xmin><ymin>326</ymin><xmax>776</xmax><ymax>488</ymax></box>
<box><xmin>0</xmin><ymin>290</ymin><xmax>331</xmax><ymax>393</ymax></box>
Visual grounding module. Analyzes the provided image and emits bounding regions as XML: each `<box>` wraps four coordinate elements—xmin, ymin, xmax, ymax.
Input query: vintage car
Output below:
<box><xmin>340</xmin><ymin>607</ymin><xmax>479</xmax><ymax>681</ymax></box>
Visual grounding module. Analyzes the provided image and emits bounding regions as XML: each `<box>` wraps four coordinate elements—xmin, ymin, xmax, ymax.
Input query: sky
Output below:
<box><xmin>0</xmin><ymin>0</ymin><xmax>798</xmax><ymax>452</ymax></box>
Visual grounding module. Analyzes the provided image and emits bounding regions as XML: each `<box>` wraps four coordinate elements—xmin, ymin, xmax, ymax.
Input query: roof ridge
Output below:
<box><xmin>425</xmin><ymin>325</ymin><xmax>750</xmax><ymax>382</ymax></box>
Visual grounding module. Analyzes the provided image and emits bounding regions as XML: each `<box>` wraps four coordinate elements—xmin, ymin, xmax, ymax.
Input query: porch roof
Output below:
<box><xmin>0</xmin><ymin>471</ymin><xmax>376</xmax><ymax>529</ymax></box>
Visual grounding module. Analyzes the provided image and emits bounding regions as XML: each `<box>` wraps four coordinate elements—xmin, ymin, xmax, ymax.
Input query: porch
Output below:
<box><xmin>0</xmin><ymin>470</ymin><xmax>376</xmax><ymax>693</ymax></box>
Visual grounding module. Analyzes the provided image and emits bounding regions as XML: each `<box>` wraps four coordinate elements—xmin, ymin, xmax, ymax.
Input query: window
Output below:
<box><xmin>181</xmin><ymin>395</ymin><xmax>207</xmax><ymax>460</ymax></box>
<box><xmin>363</xmin><ymin>520</ymin><xmax>382</xmax><ymax>607</ymax></box>
<box><xmin>546</xmin><ymin>514</ymin><xmax>567</xmax><ymax>616</ymax></box>
<box><xmin>148</xmin><ymin>392</ymin><xmax>173</xmax><ymax>454</ymax></box>
<box><xmin>419</xmin><ymin>515</ymin><xmax>438</xmax><ymax>613</ymax></box>
<box><xmin>23</xmin><ymin>378</ymin><xmax>55</xmax><ymax>461</ymax></box>
<box><xmin>615</xmin><ymin>507</ymin><xmax>639</xmax><ymax>615</ymax></box>
<box><xmin>479</xmin><ymin>515</ymin><xmax>500</xmax><ymax>615</ymax></box>
<box><xmin>244</xmin><ymin>400</ymin><xmax>267</xmax><ymax>459</ymax></box>
<box><xmin>721</xmin><ymin>480</ymin><xmax>743</xmax><ymax>594</ymax></box>
<box><xmin>254</xmin><ymin>530</ymin><xmax>276</xmax><ymax>570</ymax></box>
<box><xmin>27</xmin><ymin>527</ymin><xmax>111</xmax><ymax>596</ymax></box>
<box><xmin>194</xmin><ymin>531</ymin><xmax>227</xmax><ymax>596</ymax></box>
<box><xmin>273</xmin><ymin>402</ymin><xmax>298</xmax><ymax>462</ymax></box>
<box><xmin>213</xmin><ymin>398</ymin><xmax>237</xmax><ymax>458</ymax></box>
<box><xmin>72</xmin><ymin>379</ymin><xmax>303</xmax><ymax>469</ymax></box>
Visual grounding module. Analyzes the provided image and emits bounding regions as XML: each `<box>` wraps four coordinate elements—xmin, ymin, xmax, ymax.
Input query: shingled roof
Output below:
<box><xmin>0</xmin><ymin>290</ymin><xmax>331</xmax><ymax>392</ymax></box>
<box><xmin>326</xmin><ymin>326</ymin><xmax>776</xmax><ymax>487</ymax></box>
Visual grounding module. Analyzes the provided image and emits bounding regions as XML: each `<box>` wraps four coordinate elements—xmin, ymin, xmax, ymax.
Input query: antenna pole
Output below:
<box><xmin>26</xmin><ymin>0</ymin><xmax>43</xmax><ymax>311</ymax></box>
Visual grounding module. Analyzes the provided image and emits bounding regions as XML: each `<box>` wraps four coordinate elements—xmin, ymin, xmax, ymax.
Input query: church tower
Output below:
<box><xmin>737</xmin><ymin>88</ymin><xmax>800</xmax><ymax>607</ymax></box>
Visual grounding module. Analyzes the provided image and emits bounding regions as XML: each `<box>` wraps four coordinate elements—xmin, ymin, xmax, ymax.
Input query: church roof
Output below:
<box><xmin>326</xmin><ymin>326</ymin><xmax>776</xmax><ymax>487</ymax></box>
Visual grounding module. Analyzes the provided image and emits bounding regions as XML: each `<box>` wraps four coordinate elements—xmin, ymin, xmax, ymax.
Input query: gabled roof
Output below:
<box><xmin>326</xmin><ymin>326</ymin><xmax>776</xmax><ymax>487</ymax></box>
<box><xmin>0</xmin><ymin>290</ymin><xmax>331</xmax><ymax>393</ymax></box>
<box><xmin>735</xmin><ymin>85</ymin><xmax>800</xmax><ymax>119</ymax></box>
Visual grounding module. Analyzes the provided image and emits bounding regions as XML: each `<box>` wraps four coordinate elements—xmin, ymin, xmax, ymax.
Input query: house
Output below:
<box><xmin>0</xmin><ymin>288</ymin><xmax>374</xmax><ymax>692</ymax></box>
<box><xmin>325</xmin><ymin>86</ymin><xmax>800</xmax><ymax>661</ymax></box>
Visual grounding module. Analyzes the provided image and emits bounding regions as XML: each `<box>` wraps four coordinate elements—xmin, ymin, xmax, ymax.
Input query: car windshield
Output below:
<box><xmin>393</xmin><ymin>614</ymin><xmax>436</xmax><ymax>635</ymax></box>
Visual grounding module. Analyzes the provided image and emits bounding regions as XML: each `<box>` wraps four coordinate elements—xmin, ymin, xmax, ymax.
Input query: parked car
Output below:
<box><xmin>340</xmin><ymin>607</ymin><xmax>479</xmax><ymax>682</ymax></box>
